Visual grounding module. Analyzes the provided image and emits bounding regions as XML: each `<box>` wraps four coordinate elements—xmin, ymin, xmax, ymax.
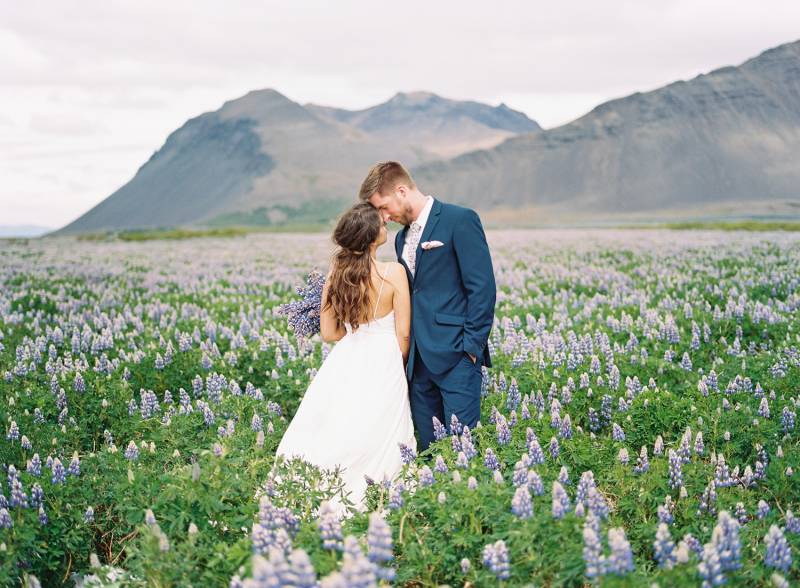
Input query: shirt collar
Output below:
<box><xmin>412</xmin><ymin>195</ymin><xmax>434</xmax><ymax>229</ymax></box>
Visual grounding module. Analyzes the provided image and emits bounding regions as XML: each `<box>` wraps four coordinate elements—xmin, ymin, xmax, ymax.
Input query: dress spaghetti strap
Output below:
<box><xmin>373</xmin><ymin>264</ymin><xmax>389</xmax><ymax>319</ymax></box>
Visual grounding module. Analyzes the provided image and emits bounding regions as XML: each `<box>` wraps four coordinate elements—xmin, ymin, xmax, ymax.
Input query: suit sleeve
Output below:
<box><xmin>452</xmin><ymin>208</ymin><xmax>496</xmax><ymax>359</ymax></box>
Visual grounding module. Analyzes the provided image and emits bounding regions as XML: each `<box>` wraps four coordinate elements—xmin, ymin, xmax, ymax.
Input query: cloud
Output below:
<box><xmin>28</xmin><ymin>113</ymin><xmax>108</xmax><ymax>136</ymax></box>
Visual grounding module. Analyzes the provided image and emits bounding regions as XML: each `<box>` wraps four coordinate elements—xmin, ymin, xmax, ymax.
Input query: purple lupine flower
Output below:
<box><xmin>484</xmin><ymin>448</ymin><xmax>500</xmax><ymax>471</ymax></box>
<box><xmin>582</xmin><ymin>514</ymin><xmax>604</xmax><ymax>579</ymax></box>
<box><xmin>654</xmin><ymin>435</ymin><xmax>664</xmax><ymax>455</ymax></box>
<box><xmin>559</xmin><ymin>414</ymin><xmax>573</xmax><ymax>439</ymax></box>
<box><xmin>600</xmin><ymin>394</ymin><xmax>612</xmax><ymax>426</ymax></box>
<box><xmin>0</xmin><ymin>507</ymin><xmax>13</xmax><ymax>529</ymax></box>
<box><xmin>125</xmin><ymin>441</ymin><xmax>139</xmax><ymax>461</ymax></box>
<box><xmin>432</xmin><ymin>416</ymin><xmax>447</xmax><ymax>441</ymax></box>
<box><xmin>528</xmin><ymin>471</ymin><xmax>544</xmax><ymax>496</ymax></box>
<box><xmin>552</xmin><ymin>481</ymin><xmax>570</xmax><ymax>519</ymax></box>
<box><xmin>588</xmin><ymin>408</ymin><xmax>601</xmax><ymax>432</ymax></box>
<box><xmin>781</xmin><ymin>407</ymin><xmax>796</xmax><ymax>434</ymax></box>
<box><xmin>367</xmin><ymin>511</ymin><xmax>395</xmax><ymax>581</ymax></box>
<box><xmin>340</xmin><ymin>536</ymin><xmax>377</xmax><ymax>586</ymax></box>
<box><xmin>38</xmin><ymin>505</ymin><xmax>48</xmax><ymax>526</ymax></box>
<box><xmin>758</xmin><ymin>397</ymin><xmax>770</xmax><ymax>419</ymax></box>
<box><xmin>418</xmin><ymin>466</ymin><xmax>434</xmax><ymax>487</ymax></box>
<box><xmin>28</xmin><ymin>453</ymin><xmax>42</xmax><ymax>477</ymax></box>
<box><xmin>275</xmin><ymin>270</ymin><xmax>325</xmax><ymax>338</ymax></box>
<box><xmin>511</xmin><ymin>485</ymin><xmax>533</xmax><ymax>519</ymax></box>
<box><xmin>467</xmin><ymin>476</ymin><xmax>478</xmax><ymax>490</ymax></box>
<box><xmin>388</xmin><ymin>482</ymin><xmax>404</xmax><ymax>510</ymax></box>
<box><xmin>317</xmin><ymin>501</ymin><xmax>343</xmax><ymax>551</ymax></box>
<box><xmin>611</xmin><ymin>423</ymin><xmax>625</xmax><ymax>441</ymax></box>
<box><xmin>449</xmin><ymin>413</ymin><xmax>463</xmax><ymax>436</ymax></box>
<box><xmin>633</xmin><ymin>446</ymin><xmax>649</xmax><ymax>474</ymax></box>
<box><xmin>252</xmin><ymin>496</ymin><xmax>298</xmax><ymax>556</ymax></box>
<box><xmin>51</xmin><ymin>457</ymin><xmax>66</xmax><ymax>485</ymax></box>
<box><xmin>558</xmin><ymin>466</ymin><xmax>570</xmax><ymax>486</ymax></box>
<box><xmin>683</xmin><ymin>533</ymin><xmax>703</xmax><ymax>558</ymax></box>
<box><xmin>711</xmin><ymin>511</ymin><xmax>741</xmax><ymax>572</ymax></box>
<box><xmin>764</xmin><ymin>525</ymin><xmax>792</xmax><ymax>572</ymax></box>
<box><xmin>506</xmin><ymin>377</ymin><xmax>521</xmax><ymax>411</ymax></box>
<box><xmin>6</xmin><ymin>421</ymin><xmax>19</xmax><ymax>441</ymax></box>
<box><xmin>757</xmin><ymin>500</ymin><xmax>771</xmax><ymax>520</ymax></box>
<box><xmin>433</xmin><ymin>455</ymin><xmax>448</xmax><ymax>475</ymax></box>
<box><xmin>549</xmin><ymin>436</ymin><xmax>560</xmax><ymax>459</ymax></box>
<box><xmin>698</xmin><ymin>543</ymin><xmax>725</xmax><ymax>587</ymax></box>
<box><xmin>455</xmin><ymin>451</ymin><xmax>468</xmax><ymax>469</ymax></box>
<box><xmin>68</xmin><ymin>455</ymin><xmax>80</xmax><ymax>476</ymax></box>
<box><xmin>668</xmin><ymin>450</ymin><xmax>683</xmax><ymax>490</ymax></box>
<box><xmin>587</xmin><ymin>487</ymin><xmax>609</xmax><ymax>519</ymax></box>
<box><xmin>606</xmin><ymin>528</ymin><xmax>634</xmax><ymax>575</ymax></box>
<box><xmin>786</xmin><ymin>510</ymin><xmax>800</xmax><ymax>534</ymax></box>
<box><xmin>658</xmin><ymin>496</ymin><xmax>674</xmax><ymax>525</ymax></box>
<box><xmin>461</xmin><ymin>426</ymin><xmax>478</xmax><ymax>460</ymax></box>
<box><xmin>251</xmin><ymin>413</ymin><xmax>263</xmax><ymax>432</ymax></box>
<box><xmin>286</xmin><ymin>549</ymin><xmax>317</xmax><ymax>587</ymax></box>
<box><xmin>698</xmin><ymin>480</ymin><xmax>717</xmax><ymax>516</ymax></box>
<box><xmin>29</xmin><ymin>484</ymin><xmax>44</xmax><ymax>508</ymax></box>
<box><xmin>482</xmin><ymin>540</ymin><xmax>510</xmax><ymax>580</ymax></box>
<box><xmin>84</xmin><ymin>506</ymin><xmax>95</xmax><ymax>523</ymax></box>
<box><xmin>735</xmin><ymin>502</ymin><xmax>748</xmax><ymax>525</ymax></box>
<box><xmin>618</xmin><ymin>448</ymin><xmax>629</xmax><ymax>465</ymax></box>
<box><xmin>576</xmin><ymin>470</ymin><xmax>596</xmax><ymax>504</ymax></box>
<box><xmin>694</xmin><ymin>432</ymin><xmax>705</xmax><ymax>455</ymax></box>
<box><xmin>398</xmin><ymin>442</ymin><xmax>416</xmax><ymax>465</ymax></box>
<box><xmin>496</xmin><ymin>414</ymin><xmax>511</xmax><ymax>445</ymax></box>
<box><xmin>654</xmin><ymin>523</ymin><xmax>677</xmax><ymax>569</ymax></box>
<box><xmin>513</xmin><ymin>460</ymin><xmax>529</xmax><ymax>488</ymax></box>
<box><xmin>528</xmin><ymin>438</ymin><xmax>545</xmax><ymax>465</ymax></box>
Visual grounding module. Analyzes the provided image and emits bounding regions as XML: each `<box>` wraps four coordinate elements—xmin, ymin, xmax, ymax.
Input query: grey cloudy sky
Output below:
<box><xmin>2</xmin><ymin>0</ymin><xmax>799</xmax><ymax>228</ymax></box>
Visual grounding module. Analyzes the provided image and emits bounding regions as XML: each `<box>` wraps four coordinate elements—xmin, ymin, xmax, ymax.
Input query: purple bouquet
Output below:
<box><xmin>276</xmin><ymin>270</ymin><xmax>326</xmax><ymax>338</ymax></box>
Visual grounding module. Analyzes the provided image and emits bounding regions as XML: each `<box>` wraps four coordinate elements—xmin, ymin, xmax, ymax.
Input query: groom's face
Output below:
<box><xmin>368</xmin><ymin>186</ymin><xmax>413</xmax><ymax>226</ymax></box>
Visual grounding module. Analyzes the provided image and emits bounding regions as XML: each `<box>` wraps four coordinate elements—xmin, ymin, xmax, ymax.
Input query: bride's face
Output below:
<box><xmin>374</xmin><ymin>222</ymin><xmax>388</xmax><ymax>247</ymax></box>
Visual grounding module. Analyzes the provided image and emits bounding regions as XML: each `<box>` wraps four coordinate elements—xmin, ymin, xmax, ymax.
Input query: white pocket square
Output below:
<box><xmin>421</xmin><ymin>240</ymin><xmax>444</xmax><ymax>250</ymax></box>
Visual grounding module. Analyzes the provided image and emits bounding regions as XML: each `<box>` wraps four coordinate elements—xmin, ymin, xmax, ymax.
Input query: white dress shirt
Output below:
<box><xmin>402</xmin><ymin>195</ymin><xmax>434</xmax><ymax>269</ymax></box>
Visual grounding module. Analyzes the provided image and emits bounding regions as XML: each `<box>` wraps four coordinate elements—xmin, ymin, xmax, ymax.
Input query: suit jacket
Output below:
<box><xmin>396</xmin><ymin>198</ymin><xmax>496</xmax><ymax>378</ymax></box>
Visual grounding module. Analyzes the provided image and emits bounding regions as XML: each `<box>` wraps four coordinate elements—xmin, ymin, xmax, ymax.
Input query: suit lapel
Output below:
<box><xmin>395</xmin><ymin>224</ymin><xmax>411</xmax><ymax>274</ymax></box>
<box><xmin>413</xmin><ymin>199</ymin><xmax>441</xmax><ymax>279</ymax></box>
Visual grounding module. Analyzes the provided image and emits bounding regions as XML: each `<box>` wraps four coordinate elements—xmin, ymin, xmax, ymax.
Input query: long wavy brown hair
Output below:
<box><xmin>324</xmin><ymin>202</ymin><xmax>383</xmax><ymax>331</ymax></box>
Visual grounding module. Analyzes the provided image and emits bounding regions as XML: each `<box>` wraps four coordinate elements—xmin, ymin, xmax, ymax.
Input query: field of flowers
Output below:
<box><xmin>1</xmin><ymin>229</ymin><xmax>799</xmax><ymax>587</ymax></box>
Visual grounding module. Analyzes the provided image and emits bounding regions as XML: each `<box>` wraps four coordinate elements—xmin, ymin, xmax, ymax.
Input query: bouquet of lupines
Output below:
<box><xmin>276</xmin><ymin>270</ymin><xmax>326</xmax><ymax>337</ymax></box>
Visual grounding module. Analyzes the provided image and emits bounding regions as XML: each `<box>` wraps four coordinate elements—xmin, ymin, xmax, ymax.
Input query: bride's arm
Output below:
<box><xmin>320</xmin><ymin>271</ymin><xmax>346</xmax><ymax>342</ymax></box>
<box><xmin>389</xmin><ymin>263</ymin><xmax>411</xmax><ymax>362</ymax></box>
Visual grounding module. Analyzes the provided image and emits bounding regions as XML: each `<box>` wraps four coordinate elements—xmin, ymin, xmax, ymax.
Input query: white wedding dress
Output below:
<box><xmin>275</xmin><ymin>268</ymin><xmax>417</xmax><ymax>518</ymax></box>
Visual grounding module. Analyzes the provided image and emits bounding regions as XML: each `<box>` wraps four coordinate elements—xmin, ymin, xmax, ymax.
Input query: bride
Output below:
<box><xmin>275</xmin><ymin>201</ymin><xmax>417</xmax><ymax>517</ymax></box>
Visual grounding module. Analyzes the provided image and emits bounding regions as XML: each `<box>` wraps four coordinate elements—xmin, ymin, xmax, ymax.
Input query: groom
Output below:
<box><xmin>360</xmin><ymin>161</ymin><xmax>496</xmax><ymax>453</ymax></box>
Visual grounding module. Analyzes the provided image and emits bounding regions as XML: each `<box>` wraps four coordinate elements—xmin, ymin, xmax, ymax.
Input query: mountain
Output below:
<box><xmin>414</xmin><ymin>40</ymin><xmax>800</xmax><ymax>221</ymax></box>
<box><xmin>56</xmin><ymin>91</ymin><xmax>539</xmax><ymax>234</ymax></box>
<box><xmin>307</xmin><ymin>91</ymin><xmax>540</xmax><ymax>159</ymax></box>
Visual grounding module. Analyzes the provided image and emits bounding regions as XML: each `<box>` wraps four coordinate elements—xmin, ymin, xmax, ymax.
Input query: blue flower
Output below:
<box><xmin>764</xmin><ymin>525</ymin><xmax>792</xmax><ymax>571</ymax></box>
<box><xmin>482</xmin><ymin>540</ymin><xmax>510</xmax><ymax>580</ymax></box>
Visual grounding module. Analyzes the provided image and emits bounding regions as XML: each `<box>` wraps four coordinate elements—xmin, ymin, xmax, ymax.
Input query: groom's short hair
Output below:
<box><xmin>359</xmin><ymin>161</ymin><xmax>416</xmax><ymax>201</ymax></box>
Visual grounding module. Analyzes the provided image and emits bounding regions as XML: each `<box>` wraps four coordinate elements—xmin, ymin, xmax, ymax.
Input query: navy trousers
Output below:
<box><xmin>409</xmin><ymin>348</ymin><xmax>483</xmax><ymax>454</ymax></box>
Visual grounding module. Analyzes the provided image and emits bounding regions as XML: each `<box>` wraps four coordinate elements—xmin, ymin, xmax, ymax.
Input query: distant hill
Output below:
<box><xmin>414</xmin><ymin>40</ymin><xmax>800</xmax><ymax>222</ymax></box>
<box><xmin>56</xmin><ymin>91</ymin><xmax>539</xmax><ymax>234</ymax></box>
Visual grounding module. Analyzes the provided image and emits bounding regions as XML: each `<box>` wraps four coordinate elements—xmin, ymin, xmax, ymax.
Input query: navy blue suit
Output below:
<box><xmin>396</xmin><ymin>198</ymin><xmax>496</xmax><ymax>453</ymax></box>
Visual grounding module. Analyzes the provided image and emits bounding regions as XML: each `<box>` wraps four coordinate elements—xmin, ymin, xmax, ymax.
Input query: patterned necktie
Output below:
<box><xmin>406</xmin><ymin>222</ymin><xmax>422</xmax><ymax>275</ymax></box>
